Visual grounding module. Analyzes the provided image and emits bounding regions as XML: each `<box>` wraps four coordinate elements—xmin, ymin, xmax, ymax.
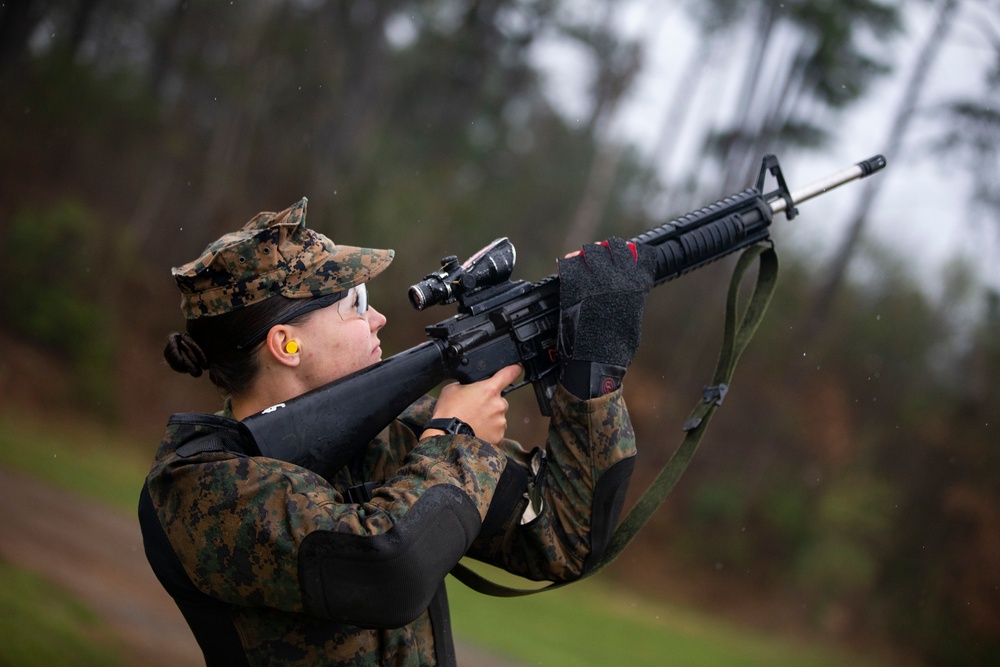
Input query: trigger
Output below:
<box><xmin>501</xmin><ymin>379</ymin><xmax>530</xmax><ymax>397</ymax></box>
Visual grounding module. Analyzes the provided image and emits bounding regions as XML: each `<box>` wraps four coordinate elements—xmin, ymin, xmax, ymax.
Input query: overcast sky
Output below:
<box><xmin>530</xmin><ymin>1</ymin><xmax>1000</xmax><ymax>299</ymax></box>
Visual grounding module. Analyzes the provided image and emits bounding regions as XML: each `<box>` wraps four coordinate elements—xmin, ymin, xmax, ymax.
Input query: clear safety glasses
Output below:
<box><xmin>336</xmin><ymin>283</ymin><xmax>368</xmax><ymax>320</ymax></box>
<box><xmin>235</xmin><ymin>283</ymin><xmax>370</xmax><ymax>350</ymax></box>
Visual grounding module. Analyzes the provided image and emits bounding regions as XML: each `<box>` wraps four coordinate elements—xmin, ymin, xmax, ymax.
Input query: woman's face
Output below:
<box><xmin>293</xmin><ymin>286</ymin><xmax>387</xmax><ymax>390</ymax></box>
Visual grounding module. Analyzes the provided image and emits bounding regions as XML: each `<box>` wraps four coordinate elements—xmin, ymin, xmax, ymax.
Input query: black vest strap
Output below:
<box><xmin>138</xmin><ymin>481</ymin><xmax>249</xmax><ymax>666</ymax></box>
<box><xmin>168</xmin><ymin>413</ymin><xmax>261</xmax><ymax>458</ymax></box>
<box><xmin>427</xmin><ymin>581</ymin><xmax>457</xmax><ymax>667</ymax></box>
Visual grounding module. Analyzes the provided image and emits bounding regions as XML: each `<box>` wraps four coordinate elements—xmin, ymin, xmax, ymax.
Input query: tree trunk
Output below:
<box><xmin>719</xmin><ymin>4</ymin><xmax>778</xmax><ymax>193</ymax></box>
<box><xmin>561</xmin><ymin>3</ymin><xmax>643</xmax><ymax>247</ymax></box>
<box><xmin>802</xmin><ymin>0</ymin><xmax>960</xmax><ymax>342</ymax></box>
<box><xmin>0</xmin><ymin>0</ymin><xmax>47</xmax><ymax>83</ymax></box>
<box><xmin>65</xmin><ymin>0</ymin><xmax>100</xmax><ymax>62</ymax></box>
<box><xmin>147</xmin><ymin>0</ymin><xmax>188</xmax><ymax>100</ymax></box>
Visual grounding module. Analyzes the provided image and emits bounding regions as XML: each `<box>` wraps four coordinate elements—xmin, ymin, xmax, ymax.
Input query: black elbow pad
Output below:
<box><xmin>298</xmin><ymin>484</ymin><xmax>481</xmax><ymax>628</ymax></box>
<box><xmin>582</xmin><ymin>455</ymin><xmax>635</xmax><ymax>574</ymax></box>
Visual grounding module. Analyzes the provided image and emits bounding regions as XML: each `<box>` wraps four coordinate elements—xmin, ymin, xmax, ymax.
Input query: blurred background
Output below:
<box><xmin>0</xmin><ymin>0</ymin><xmax>998</xmax><ymax>665</ymax></box>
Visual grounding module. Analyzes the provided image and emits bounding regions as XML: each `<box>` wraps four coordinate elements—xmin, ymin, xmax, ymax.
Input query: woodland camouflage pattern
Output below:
<box><xmin>144</xmin><ymin>385</ymin><xmax>636</xmax><ymax>665</ymax></box>
<box><xmin>173</xmin><ymin>197</ymin><xmax>394</xmax><ymax>319</ymax></box>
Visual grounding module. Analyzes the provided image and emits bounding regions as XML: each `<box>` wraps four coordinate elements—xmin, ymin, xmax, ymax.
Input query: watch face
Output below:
<box><xmin>453</xmin><ymin>420</ymin><xmax>475</xmax><ymax>437</ymax></box>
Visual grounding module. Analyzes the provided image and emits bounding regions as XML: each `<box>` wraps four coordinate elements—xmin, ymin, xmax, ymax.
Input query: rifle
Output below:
<box><xmin>243</xmin><ymin>154</ymin><xmax>887</xmax><ymax>478</ymax></box>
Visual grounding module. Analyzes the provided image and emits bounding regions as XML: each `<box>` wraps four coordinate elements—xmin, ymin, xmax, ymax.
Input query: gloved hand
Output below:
<box><xmin>557</xmin><ymin>237</ymin><xmax>657</xmax><ymax>398</ymax></box>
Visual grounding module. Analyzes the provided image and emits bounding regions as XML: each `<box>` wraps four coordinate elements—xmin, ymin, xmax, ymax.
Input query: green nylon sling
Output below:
<box><xmin>449</xmin><ymin>242</ymin><xmax>780</xmax><ymax>597</ymax></box>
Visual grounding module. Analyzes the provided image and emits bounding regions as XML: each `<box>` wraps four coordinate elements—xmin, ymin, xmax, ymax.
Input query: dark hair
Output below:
<box><xmin>163</xmin><ymin>296</ymin><xmax>317</xmax><ymax>396</ymax></box>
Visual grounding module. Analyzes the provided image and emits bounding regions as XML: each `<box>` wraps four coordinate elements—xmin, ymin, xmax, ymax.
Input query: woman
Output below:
<box><xmin>139</xmin><ymin>197</ymin><xmax>654</xmax><ymax>666</ymax></box>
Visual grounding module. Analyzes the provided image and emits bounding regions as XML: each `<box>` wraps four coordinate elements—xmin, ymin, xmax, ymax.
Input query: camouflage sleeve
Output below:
<box><xmin>397</xmin><ymin>394</ymin><xmax>437</xmax><ymax>428</ymax></box>
<box><xmin>147</xmin><ymin>417</ymin><xmax>505</xmax><ymax>626</ymax></box>
<box><xmin>466</xmin><ymin>383</ymin><xmax>637</xmax><ymax>581</ymax></box>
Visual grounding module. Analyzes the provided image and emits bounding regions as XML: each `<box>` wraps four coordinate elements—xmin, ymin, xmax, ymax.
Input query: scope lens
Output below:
<box><xmin>408</xmin><ymin>277</ymin><xmax>451</xmax><ymax>310</ymax></box>
<box><xmin>408</xmin><ymin>284</ymin><xmax>429</xmax><ymax>310</ymax></box>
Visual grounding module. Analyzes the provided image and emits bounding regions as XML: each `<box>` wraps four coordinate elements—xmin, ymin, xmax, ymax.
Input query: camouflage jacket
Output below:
<box><xmin>139</xmin><ymin>384</ymin><xmax>636</xmax><ymax>666</ymax></box>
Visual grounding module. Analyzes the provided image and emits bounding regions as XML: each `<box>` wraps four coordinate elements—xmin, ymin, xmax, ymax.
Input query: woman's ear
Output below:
<box><xmin>265</xmin><ymin>326</ymin><xmax>301</xmax><ymax>367</ymax></box>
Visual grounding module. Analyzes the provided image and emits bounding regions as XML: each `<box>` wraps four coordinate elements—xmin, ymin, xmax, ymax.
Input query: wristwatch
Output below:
<box><xmin>421</xmin><ymin>417</ymin><xmax>476</xmax><ymax>438</ymax></box>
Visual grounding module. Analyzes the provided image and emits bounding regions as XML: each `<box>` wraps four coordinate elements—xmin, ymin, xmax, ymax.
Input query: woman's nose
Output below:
<box><xmin>368</xmin><ymin>306</ymin><xmax>387</xmax><ymax>330</ymax></box>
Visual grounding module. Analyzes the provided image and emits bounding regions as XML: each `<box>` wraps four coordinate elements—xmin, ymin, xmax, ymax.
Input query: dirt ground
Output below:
<box><xmin>0</xmin><ymin>466</ymin><xmax>521</xmax><ymax>667</ymax></box>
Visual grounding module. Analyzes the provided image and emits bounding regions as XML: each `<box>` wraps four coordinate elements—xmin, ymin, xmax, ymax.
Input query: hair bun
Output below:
<box><xmin>164</xmin><ymin>331</ymin><xmax>210</xmax><ymax>378</ymax></box>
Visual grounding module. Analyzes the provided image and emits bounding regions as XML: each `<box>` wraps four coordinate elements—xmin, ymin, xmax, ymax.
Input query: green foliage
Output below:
<box><xmin>871</xmin><ymin>289</ymin><xmax>1000</xmax><ymax>665</ymax></box>
<box><xmin>31</xmin><ymin>54</ymin><xmax>158</xmax><ymax>135</ymax></box>
<box><xmin>794</xmin><ymin>474</ymin><xmax>897</xmax><ymax>604</ymax></box>
<box><xmin>647</xmin><ymin>241</ymin><xmax>999</xmax><ymax>660</ymax></box>
<box><xmin>679</xmin><ymin>475</ymin><xmax>756</xmax><ymax>568</ymax></box>
<box><xmin>790</xmin><ymin>0</ymin><xmax>899</xmax><ymax>107</ymax></box>
<box><xmin>1</xmin><ymin>201</ymin><xmax>116</xmax><ymax>412</ymax></box>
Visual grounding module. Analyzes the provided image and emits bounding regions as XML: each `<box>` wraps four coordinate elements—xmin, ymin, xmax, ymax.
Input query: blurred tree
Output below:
<box><xmin>877</xmin><ymin>285</ymin><xmax>1000</xmax><ymax>664</ymax></box>
<box><xmin>3</xmin><ymin>1</ymin><xmax>1000</xmax><ymax>662</ymax></box>
<box><xmin>805</xmin><ymin>0</ymin><xmax>959</xmax><ymax>341</ymax></box>
<box><xmin>1</xmin><ymin>201</ymin><xmax>118</xmax><ymax>413</ymax></box>
<box><xmin>62</xmin><ymin>0</ymin><xmax>100</xmax><ymax>61</ymax></box>
<box><xmin>675</xmin><ymin>0</ymin><xmax>899</xmax><ymax>199</ymax></box>
<box><xmin>560</xmin><ymin>0</ymin><xmax>644</xmax><ymax>246</ymax></box>
<box><xmin>932</xmin><ymin>0</ymin><xmax>1000</xmax><ymax>228</ymax></box>
<box><xmin>0</xmin><ymin>0</ymin><xmax>48</xmax><ymax>83</ymax></box>
<box><xmin>147</xmin><ymin>0</ymin><xmax>188</xmax><ymax>100</ymax></box>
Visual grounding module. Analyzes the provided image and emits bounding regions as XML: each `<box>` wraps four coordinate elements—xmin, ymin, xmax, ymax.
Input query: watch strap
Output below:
<box><xmin>422</xmin><ymin>417</ymin><xmax>476</xmax><ymax>438</ymax></box>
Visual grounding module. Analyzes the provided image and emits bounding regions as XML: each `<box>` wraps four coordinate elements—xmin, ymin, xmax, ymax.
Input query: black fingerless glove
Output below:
<box><xmin>557</xmin><ymin>237</ymin><xmax>656</xmax><ymax>399</ymax></box>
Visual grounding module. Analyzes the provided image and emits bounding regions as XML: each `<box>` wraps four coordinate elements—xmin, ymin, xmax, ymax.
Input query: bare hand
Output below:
<box><xmin>426</xmin><ymin>364</ymin><xmax>522</xmax><ymax>445</ymax></box>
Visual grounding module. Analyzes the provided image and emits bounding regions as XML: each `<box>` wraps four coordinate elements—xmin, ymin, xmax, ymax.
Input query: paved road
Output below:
<box><xmin>0</xmin><ymin>467</ymin><xmax>522</xmax><ymax>666</ymax></box>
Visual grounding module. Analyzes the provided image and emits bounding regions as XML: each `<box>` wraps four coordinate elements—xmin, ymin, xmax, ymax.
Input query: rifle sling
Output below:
<box><xmin>449</xmin><ymin>242</ymin><xmax>780</xmax><ymax>597</ymax></box>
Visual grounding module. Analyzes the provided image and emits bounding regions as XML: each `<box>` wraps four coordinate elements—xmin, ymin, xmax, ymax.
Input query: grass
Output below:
<box><xmin>0</xmin><ymin>411</ymin><xmax>147</xmax><ymax>665</ymax></box>
<box><xmin>0</xmin><ymin>558</ymin><xmax>127</xmax><ymax>667</ymax></box>
<box><xmin>0</xmin><ymin>410</ymin><xmax>151</xmax><ymax>512</ymax></box>
<box><xmin>447</xmin><ymin>561</ymin><xmax>879</xmax><ymax>667</ymax></box>
<box><xmin>0</xmin><ymin>410</ymin><xmax>892</xmax><ymax>667</ymax></box>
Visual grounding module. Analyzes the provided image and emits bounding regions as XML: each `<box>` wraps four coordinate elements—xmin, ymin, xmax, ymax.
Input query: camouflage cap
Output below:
<box><xmin>173</xmin><ymin>198</ymin><xmax>394</xmax><ymax>319</ymax></box>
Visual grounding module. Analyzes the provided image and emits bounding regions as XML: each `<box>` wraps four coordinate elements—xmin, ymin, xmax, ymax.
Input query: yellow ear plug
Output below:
<box><xmin>285</xmin><ymin>341</ymin><xmax>300</xmax><ymax>354</ymax></box>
